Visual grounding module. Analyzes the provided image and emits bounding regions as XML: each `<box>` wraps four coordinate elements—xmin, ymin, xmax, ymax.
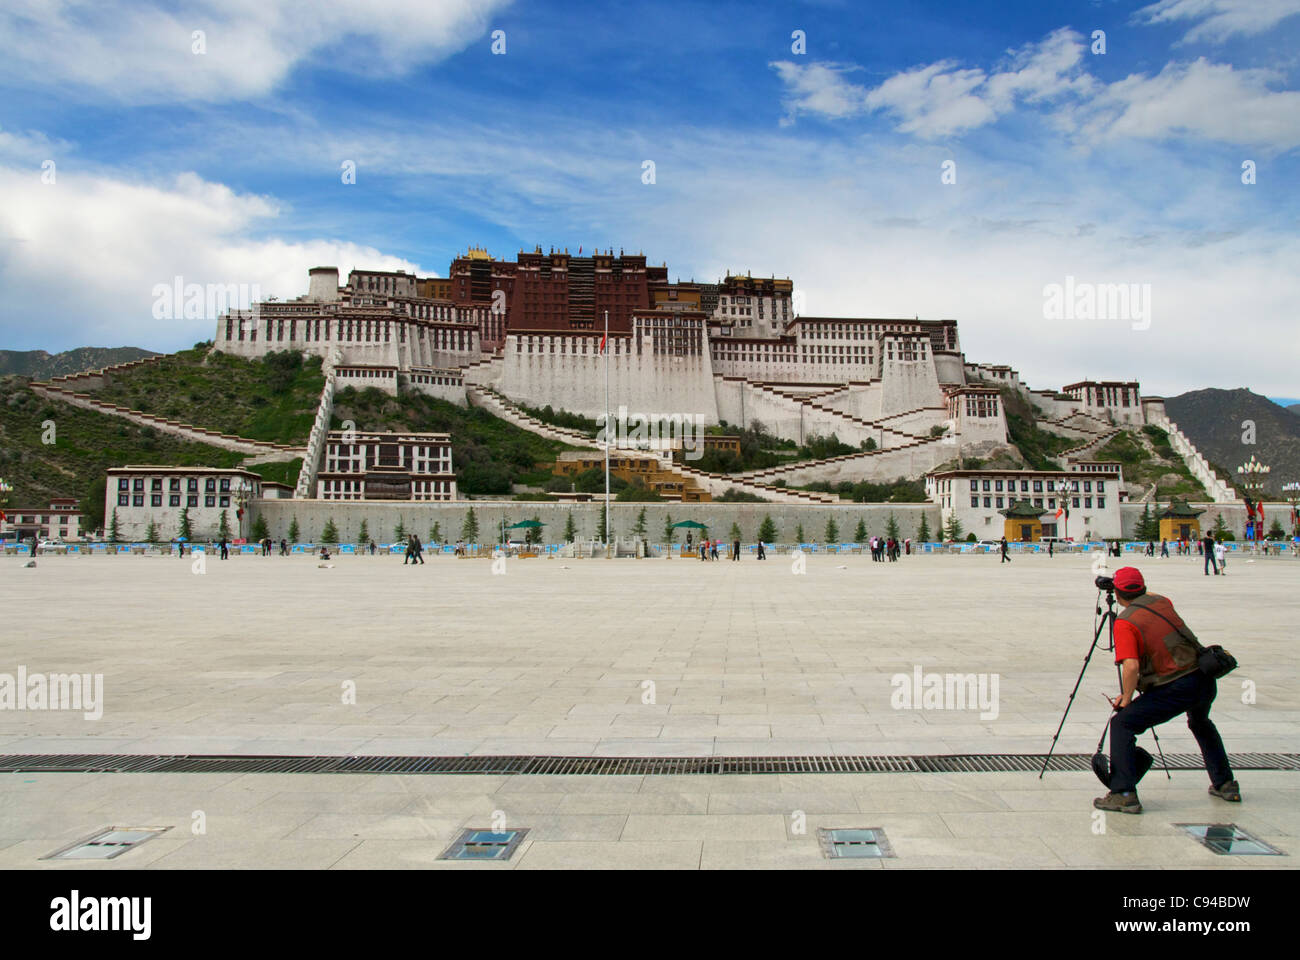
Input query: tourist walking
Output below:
<box><xmin>710</xmin><ymin>539</ymin><xmax>720</xmax><ymax>561</ymax></box>
<box><xmin>1160</xmin><ymin>539</ymin><xmax>1169</xmax><ymax>558</ymax></box>
<box><xmin>732</xmin><ymin>537</ymin><xmax>740</xmax><ymax>561</ymax></box>
<box><xmin>1215</xmin><ymin>540</ymin><xmax>1227</xmax><ymax>576</ymax></box>
<box><xmin>1203</xmin><ymin>532</ymin><xmax>1218</xmax><ymax>575</ymax></box>
<box><xmin>414</xmin><ymin>534</ymin><xmax>425</xmax><ymax>564</ymax></box>
<box><xmin>1000</xmin><ymin>537</ymin><xmax>1011</xmax><ymax>563</ymax></box>
<box><xmin>219</xmin><ymin>538</ymin><xmax>229</xmax><ymax>560</ymax></box>
<box><xmin>756</xmin><ymin>540</ymin><xmax>766</xmax><ymax>560</ymax></box>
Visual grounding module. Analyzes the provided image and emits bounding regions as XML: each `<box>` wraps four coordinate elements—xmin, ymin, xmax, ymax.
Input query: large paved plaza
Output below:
<box><xmin>2</xmin><ymin>550</ymin><xmax>1297</xmax><ymax>868</ymax></box>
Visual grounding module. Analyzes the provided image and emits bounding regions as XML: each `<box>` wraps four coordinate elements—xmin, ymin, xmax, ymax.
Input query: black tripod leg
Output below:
<box><xmin>1149</xmin><ymin>726</ymin><xmax>1172</xmax><ymax>779</ymax></box>
<box><xmin>1041</xmin><ymin>598</ymin><xmax>1114</xmax><ymax>778</ymax></box>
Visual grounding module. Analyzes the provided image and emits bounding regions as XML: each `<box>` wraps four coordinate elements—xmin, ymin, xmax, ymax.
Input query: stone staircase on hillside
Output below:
<box><xmin>44</xmin><ymin>352</ymin><xmax>169</xmax><ymax>391</ymax></box>
<box><xmin>746</xmin><ymin>381</ymin><xmax>931</xmax><ymax>449</ymax></box>
<box><xmin>30</xmin><ymin>380</ymin><xmax>305</xmax><ymax>461</ymax></box>
<box><xmin>465</xmin><ymin>383</ymin><xmax>837</xmax><ymax>504</ymax></box>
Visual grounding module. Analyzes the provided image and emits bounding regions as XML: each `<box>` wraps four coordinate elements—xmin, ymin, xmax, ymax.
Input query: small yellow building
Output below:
<box><xmin>1158</xmin><ymin>499</ymin><xmax>1204</xmax><ymax>542</ymax></box>
<box><xmin>1000</xmin><ymin>499</ymin><xmax>1046</xmax><ymax>542</ymax></box>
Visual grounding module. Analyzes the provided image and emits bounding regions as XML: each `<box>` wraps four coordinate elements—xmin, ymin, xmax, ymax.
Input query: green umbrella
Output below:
<box><xmin>671</xmin><ymin>520</ymin><xmax>707</xmax><ymax>529</ymax></box>
<box><xmin>507</xmin><ymin>520</ymin><xmax>546</xmax><ymax>528</ymax></box>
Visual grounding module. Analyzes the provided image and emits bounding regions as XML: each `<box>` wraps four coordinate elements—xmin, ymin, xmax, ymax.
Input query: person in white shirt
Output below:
<box><xmin>1214</xmin><ymin>541</ymin><xmax>1227</xmax><ymax>575</ymax></box>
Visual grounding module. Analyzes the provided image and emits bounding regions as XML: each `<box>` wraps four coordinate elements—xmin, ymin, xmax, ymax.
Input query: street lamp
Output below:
<box><xmin>1236</xmin><ymin>455</ymin><xmax>1270</xmax><ymax>546</ymax></box>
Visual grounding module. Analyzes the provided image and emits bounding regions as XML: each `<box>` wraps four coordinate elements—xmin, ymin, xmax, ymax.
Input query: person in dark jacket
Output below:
<box><xmin>1203</xmin><ymin>532</ymin><xmax>1219</xmax><ymax>575</ymax></box>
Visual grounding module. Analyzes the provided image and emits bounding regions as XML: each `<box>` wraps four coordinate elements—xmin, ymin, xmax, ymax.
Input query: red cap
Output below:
<box><xmin>1114</xmin><ymin>567</ymin><xmax>1145</xmax><ymax>591</ymax></box>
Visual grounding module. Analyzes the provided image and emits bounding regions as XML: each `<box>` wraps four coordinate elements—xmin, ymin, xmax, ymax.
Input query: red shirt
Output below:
<box><xmin>1114</xmin><ymin>596</ymin><xmax>1192</xmax><ymax>680</ymax></box>
<box><xmin>1114</xmin><ymin>619</ymin><xmax>1141</xmax><ymax>663</ymax></box>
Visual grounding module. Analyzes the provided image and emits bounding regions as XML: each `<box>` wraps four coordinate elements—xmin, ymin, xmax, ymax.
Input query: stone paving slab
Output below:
<box><xmin>2</xmin><ymin>551</ymin><xmax>1297</xmax><ymax>869</ymax></box>
<box><xmin>3</xmin><ymin>552</ymin><xmax>1294</xmax><ymax>758</ymax></box>
<box><xmin>1</xmin><ymin>769</ymin><xmax>1294</xmax><ymax>869</ymax></box>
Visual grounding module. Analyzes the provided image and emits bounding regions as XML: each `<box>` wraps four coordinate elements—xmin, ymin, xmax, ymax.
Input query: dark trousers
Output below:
<box><xmin>1204</xmin><ymin>552</ymin><xmax>1218</xmax><ymax>574</ymax></box>
<box><xmin>1109</xmin><ymin>671</ymin><xmax>1233</xmax><ymax>793</ymax></box>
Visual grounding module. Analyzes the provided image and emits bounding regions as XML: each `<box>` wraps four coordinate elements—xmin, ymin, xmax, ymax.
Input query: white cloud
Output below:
<box><xmin>774</xmin><ymin>26</ymin><xmax>1300</xmax><ymax>152</ymax></box>
<box><xmin>775</xmin><ymin>29</ymin><xmax>1094</xmax><ymax>138</ymax></box>
<box><xmin>0</xmin><ymin>0</ymin><xmax>512</xmax><ymax>104</ymax></box>
<box><xmin>1134</xmin><ymin>0</ymin><xmax>1300</xmax><ymax>43</ymax></box>
<box><xmin>1069</xmin><ymin>58</ymin><xmax>1300</xmax><ymax>150</ymax></box>
<box><xmin>770</xmin><ymin>61</ymin><xmax>869</xmax><ymax>125</ymax></box>
<box><xmin>0</xmin><ymin>163</ymin><xmax>421</xmax><ymax>349</ymax></box>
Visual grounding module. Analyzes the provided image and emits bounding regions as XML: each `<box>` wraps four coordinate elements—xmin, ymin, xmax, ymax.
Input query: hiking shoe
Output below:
<box><xmin>1093</xmin><ymin>791</ymin><xmax>1142</xmax><ymax>814</ymax></box>
<box><xmin>1209</xmin><ymin>780</ymin><xmax>1242</xmax><ymax>802</ymax></box>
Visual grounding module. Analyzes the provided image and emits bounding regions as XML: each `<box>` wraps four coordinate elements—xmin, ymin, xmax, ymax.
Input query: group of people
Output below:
<box><xmin>683</xmin><ymin>534</ymin><xmax>757</xmax><ymax>561</ymax></box>
<box><xmin>868</xmin><ymin>536</ymin><xmax>903</xmax><ymax>561</ymax></box>
<box><xmin>403</xmin><ymin>534</ymin><xmax>426</xmax><ymax>565</ymax></box>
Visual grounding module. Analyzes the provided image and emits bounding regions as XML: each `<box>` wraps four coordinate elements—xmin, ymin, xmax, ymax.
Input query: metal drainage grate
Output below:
<box><xmin>819</xmin><ymin>827</ymin><xmax>895</xmax><ymax>859</ymax></box>
<box><xmin>1177</xmin><ymin>823</ymin><xmax>1285</xmax><ymax>857</ymax></box>
<box><xmin>42</xmin><ymin>826</ymin><xmax>171</xmax><ymax>861</ymax></box>
<box><xmin>439</xmin><ymin>828</ymin><xmax>529</xmax><ymax>861</ymax></box>
<box><xmin>2</xmin><ymin>753</ymin><xmax>1298</xmax><ymax>776</ymax></box>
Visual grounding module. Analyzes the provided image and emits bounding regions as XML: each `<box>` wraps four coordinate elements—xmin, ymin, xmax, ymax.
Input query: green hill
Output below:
<box><xmin>90</xmin><ymin>345</ymin><xmax>325</xmax><ymax>445</ymax></box>
<box><xmin>0</xmin><ymin>376</ymin><xmax>297</xmax><ymax>533</ymax></box>
<box><xmin>0</xmin><ymin>346</ymin><xmax>155</xmax><ymax>379</ymax></box>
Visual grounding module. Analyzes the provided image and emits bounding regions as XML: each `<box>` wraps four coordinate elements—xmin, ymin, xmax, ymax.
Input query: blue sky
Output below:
<box><xmin>1</xmin><ymin>0</ymin><xmax>1298</xmax><ymax>399</ymax></box>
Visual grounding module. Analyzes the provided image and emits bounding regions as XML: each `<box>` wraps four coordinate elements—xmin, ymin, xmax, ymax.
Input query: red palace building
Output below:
<box><xmin>448</xmin><ymin>246</ymin><xmax>668</xmax><ymax>347</ymax></box>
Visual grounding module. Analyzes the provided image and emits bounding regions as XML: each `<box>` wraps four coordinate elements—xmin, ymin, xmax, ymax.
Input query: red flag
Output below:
<box><xmin>578</xmin><ymin>245</ymin><xmax>582</xmax><ymax>254</ymax></box>
<box><xmin>599</xmin><ymin>334</ymin><xmax>607</xmax><ymax>353</ymax></box>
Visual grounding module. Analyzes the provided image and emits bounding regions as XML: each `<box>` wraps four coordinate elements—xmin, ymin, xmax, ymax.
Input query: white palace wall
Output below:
<box><xmin>501</xmin><ymin>336</ymin><xmax>720</xmax><ymax>423</ymax></box>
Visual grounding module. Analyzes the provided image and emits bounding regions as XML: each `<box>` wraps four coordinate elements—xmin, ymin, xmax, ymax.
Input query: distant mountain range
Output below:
<box><xmin>1164</xmin><ymin>389</ymin><xmax>1300</xmax><ymax>496</ymax></box>
<box><xmin>0</xmin><ymin>347</ymin><xmax>155</xmax><ymax>379</ymax></box>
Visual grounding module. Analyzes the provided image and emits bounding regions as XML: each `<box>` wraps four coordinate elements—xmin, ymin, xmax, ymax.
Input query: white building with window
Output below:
<box><xmin>1</xmin><ymin>498</ymin><xmax>82</xmax><ymax>542</ymax></box>
<box><xmin>105</xmin><ymin>466</ymin><xmax>263</xmax><ymax>541</ymax></box>
<box><xmin>316</xmin><ymin>431</ymin><xmax>456</xmax><ymax>501</ymax></box>
<box><xmin>926</xmin><ymin>468</ymin><xmax>1123</xmax><ymax>541</ymax></box>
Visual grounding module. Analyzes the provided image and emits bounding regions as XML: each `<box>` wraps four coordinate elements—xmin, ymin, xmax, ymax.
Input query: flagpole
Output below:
<box><xmin>604</xmin><ymin>309</ymin><xmax>611</xmax><ymax>560</ymax></box>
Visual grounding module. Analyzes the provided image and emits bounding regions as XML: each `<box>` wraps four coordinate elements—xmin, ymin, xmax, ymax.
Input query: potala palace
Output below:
<box><xmin>210</xmin><ymin>251</ymin><xmax>1223</xmax><ymax>504</ymax></box>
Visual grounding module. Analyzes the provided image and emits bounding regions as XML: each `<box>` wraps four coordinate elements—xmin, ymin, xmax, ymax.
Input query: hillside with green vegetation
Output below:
<box><xmin>0</xmin><ymin>376</ymin><xmax>299</xmax><ymax>533</ymax></box>
<box><xmin>790</xmin><ymin>478</ymin><xmax>929</xmax><ymax>502</ymax></box>
<box><xmin>998</xmin><ymin>387</ymin><xmax>1076</xmax><ymax>470</ymax></box>
<box><xmin>331</xmin><ymin>386</ymin><xmax>575</xmax><ymax>496</ymax></box>
<box><xmin>1095</xmin><ymin>426</ymin><xmax>1207</xmax><ymax>499</ymax></box>
<box><xmin>90</xmin><ymin>345</ymin><xmax>325</xmax><ymax>444</ymax></box>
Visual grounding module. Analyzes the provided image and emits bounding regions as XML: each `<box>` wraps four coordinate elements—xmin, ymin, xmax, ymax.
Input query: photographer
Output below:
<box><xmin>1094</xmin><ymin>567</ymin><xmax>1240</xmax><ymax>814</ymax></box>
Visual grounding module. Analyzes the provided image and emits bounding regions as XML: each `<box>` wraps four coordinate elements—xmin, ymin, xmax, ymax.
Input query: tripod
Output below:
<box><xmin>1040</xmin><ymin>586</ymin><xmax>1170</xmax><ymax>780</ymax></box>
